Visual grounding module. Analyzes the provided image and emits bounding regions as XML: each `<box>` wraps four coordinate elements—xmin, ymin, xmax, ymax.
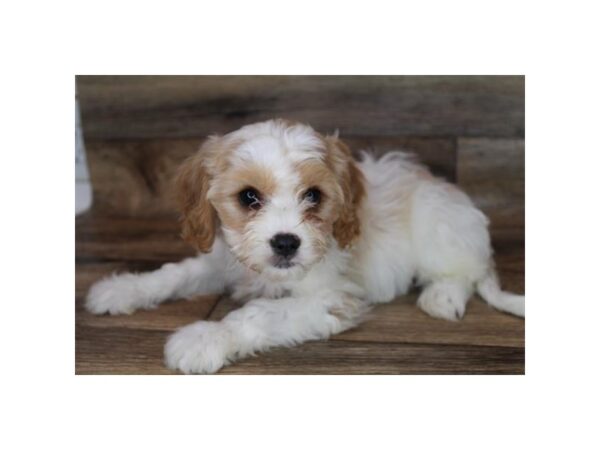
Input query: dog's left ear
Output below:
<box><xmin>325</xmin><ymin>135</ymin><xmax>366</xmax><ymax>249</ymax></box>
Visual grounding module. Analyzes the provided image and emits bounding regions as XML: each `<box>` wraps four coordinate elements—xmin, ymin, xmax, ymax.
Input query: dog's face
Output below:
<box><xmin>176</xmin><ymin>120</ymin><xmax>364</xmax><ymax>280</ymax></box>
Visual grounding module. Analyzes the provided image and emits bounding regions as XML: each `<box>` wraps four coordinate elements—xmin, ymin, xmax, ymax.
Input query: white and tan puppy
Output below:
<box><xmin>86</xmin><ymin>119</ymin><xmax>524</xmax><ymax>374</ymax></box>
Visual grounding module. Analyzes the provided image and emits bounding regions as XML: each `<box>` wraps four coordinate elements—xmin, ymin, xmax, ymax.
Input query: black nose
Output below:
<box><xmin>270</xmin><ymin>233</ymin><xmax>301</xmax><ymax>257</ymax></box>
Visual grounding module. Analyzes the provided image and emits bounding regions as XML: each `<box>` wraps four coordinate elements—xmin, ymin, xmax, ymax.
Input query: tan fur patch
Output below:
<box><xmin>208</xmin><ymin>163</ymin><xmax>278</xmax><ymax>233</ymax></box>
<box><xmin>175</xmin><ymin>151</ymin><xmax>217</xmax><ymax>252</ymax></box>
<box><xmin>174</xmin><ymin>134</ymin><xmax>246</xmax><ymax>252</ymax></box>
<box><xmin>231</xmin><ymin>165</ymin><xmax>278</xmax><ymax>199</ymax></box>
<box><xmin>295</xmin><ymin>159</ymin><xmax>344</xmax><ymax>231</ymax></box>
<box><xmin>323</xmin><ymin>136</ymin><xmax>366</xmax><ymax>248</ymax></box>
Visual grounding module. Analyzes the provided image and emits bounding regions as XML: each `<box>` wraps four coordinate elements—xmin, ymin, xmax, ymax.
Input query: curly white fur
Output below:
<box><xmin>86</xmin><ymin>119</ymin><xmax>524</xmax><ymax>374</ymax></box>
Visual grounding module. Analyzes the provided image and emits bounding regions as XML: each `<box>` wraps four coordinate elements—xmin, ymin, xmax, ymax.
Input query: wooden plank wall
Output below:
<box><xmin>77</xmin><ymin>76</ymin><xmax>524</xmax><ymax>139</ymax></box>
<box><xmin>76</xmin><ymin>76</ymin><xmax>524</xmax><ymax>229</ymax></box>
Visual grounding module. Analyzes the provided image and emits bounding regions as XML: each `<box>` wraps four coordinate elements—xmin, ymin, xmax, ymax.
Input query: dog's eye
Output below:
<box><xmin>303</xmin><ymin>187</ymin><xmax>322</xmax><ymax>205</ymax></box>
<box><xmin>239</xmin><ymin>188</ymin><xmax>262</xmax><ymax>210</ymax></box>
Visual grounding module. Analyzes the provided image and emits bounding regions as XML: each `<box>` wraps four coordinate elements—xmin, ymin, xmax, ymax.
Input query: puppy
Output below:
<box><xmin>86</xmin><ymin>119</ymin><xmax>525</xmax><ymax>374</ymax></box>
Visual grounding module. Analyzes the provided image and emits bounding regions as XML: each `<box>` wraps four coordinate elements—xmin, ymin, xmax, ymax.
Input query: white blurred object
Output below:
<box><xmin>76</xmin><ymin>100</ymin><xmax>92</xmax><ymax>215</ymax></box>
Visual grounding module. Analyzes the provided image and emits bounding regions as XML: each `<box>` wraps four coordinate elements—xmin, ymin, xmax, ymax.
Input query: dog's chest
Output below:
<box><xmin>230</xmin><ymin>275</ymin><xmax>294</xmax><ymax>302</ymax></box>
<box><xmin>229</xmin><ymin>256</ymin><xmax>359</xmax><ymax>304</ymax></box>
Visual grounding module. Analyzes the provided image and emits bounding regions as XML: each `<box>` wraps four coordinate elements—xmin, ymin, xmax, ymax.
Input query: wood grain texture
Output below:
<box><xmin>76</xmin><ymin>326</ymin><xmax>173</xmax><ymax>375</ymax></box>
<box><xmin>218</xmin><ymin>341</ymin><xmax>524</xmax><ymax>375</ymax></box>
<box><xmin>457</xmin><ymin>138</ymin><xmax>525</xmax><ymax>228</ymax></box>
<box><xmin>76</xmin><ymin>214</ymin><xmax>194</xmax><ymax>262</ymax></box>
<box><xmin>75</xmin><ymin>325</ymin><xmax>523</xmax><ymax>375</ymax></box>
<box><xmin>85</xmin><ymin>139</ymin><xmax>200</xmax><ymax>216</ymax></box>
<box><xmin>77</xmin><ymin>75</ymin><xmax>524</xmax><ymax>140</ymax></box>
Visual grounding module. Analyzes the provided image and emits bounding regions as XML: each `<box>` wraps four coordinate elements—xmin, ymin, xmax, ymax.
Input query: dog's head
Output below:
<box><xmin>176</xmin><ymin>119</ymin><xmax>365</xmax><ymax>280</ymax></box>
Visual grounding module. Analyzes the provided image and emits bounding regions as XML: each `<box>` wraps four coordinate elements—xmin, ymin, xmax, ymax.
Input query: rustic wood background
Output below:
<box><xmin>75</xmin><ymin>75</ymin><xmax>525</xmax><ymax>374</ymax></box>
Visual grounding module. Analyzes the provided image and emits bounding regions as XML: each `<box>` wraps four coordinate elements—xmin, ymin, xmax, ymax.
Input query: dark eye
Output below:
<box><xmin>239</xmin><ymin>188</ymin><xmax>262</xmax><ymax>210</ymax></box>
<box><xmin>303</xmin><ymin>187</ymin><xmax>321</xmax><ymax>205</ymax></box>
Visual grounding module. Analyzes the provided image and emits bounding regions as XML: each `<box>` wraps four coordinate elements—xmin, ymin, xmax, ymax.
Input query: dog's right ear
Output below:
<box><xmin>175</xmin><ymin>140</ymin><xmax>219</xmax><ymax>253</ymax></box>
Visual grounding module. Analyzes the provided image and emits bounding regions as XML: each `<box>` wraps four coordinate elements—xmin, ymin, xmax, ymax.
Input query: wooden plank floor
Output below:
<box><xmin>75</xmin><ymin>213</ymin><xmax>525</xmax><ymax>375</ymax></box>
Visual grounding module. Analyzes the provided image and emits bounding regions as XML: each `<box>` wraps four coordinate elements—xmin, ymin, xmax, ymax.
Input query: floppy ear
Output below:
<box><xmin>325</xmin><ymin>136</ymin><xmax>366</xmax><ymax>249</ymax></box>
<box><xmin>175</xmin><ymin>145</ymin><xmax>218</xmax><ymax>253</ymax></box>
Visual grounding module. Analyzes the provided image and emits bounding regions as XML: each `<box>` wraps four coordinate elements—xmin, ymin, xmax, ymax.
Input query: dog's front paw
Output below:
<box><xmin>85</xmin><ymin>275</ymin><xmax>142</xmax><ymax>315</ymax></box>
<box><xmin>164</xmin><ymin>322</ymin><xmax>235</xmax><ymax>374</ymax></box>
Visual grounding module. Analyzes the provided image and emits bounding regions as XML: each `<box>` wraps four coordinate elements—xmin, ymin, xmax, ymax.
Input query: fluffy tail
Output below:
<box><xmin>476</xmin><ymin>271</ymin><xmax>525</xmax><ymax>318</ymax></box>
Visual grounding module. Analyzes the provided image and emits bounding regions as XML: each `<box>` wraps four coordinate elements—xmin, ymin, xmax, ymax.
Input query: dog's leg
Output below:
<box><xmin>417</xmin><ymin>278</ymin><xmax>473</xmax><ymax>321</ymax></box>
<box><xmin>85</xmin><ymin>241</ymin><xmax>232</xmax><ymax>315</ymax></box>
<box><xmin>411</xmin><ymin>183</ymin><xmax>499</xmax><ymax>321</ymax></box>
<box><xmin>164</xmin><ymin>291</ymin><xmax>368</xmax><ymax>374</ymax></box>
